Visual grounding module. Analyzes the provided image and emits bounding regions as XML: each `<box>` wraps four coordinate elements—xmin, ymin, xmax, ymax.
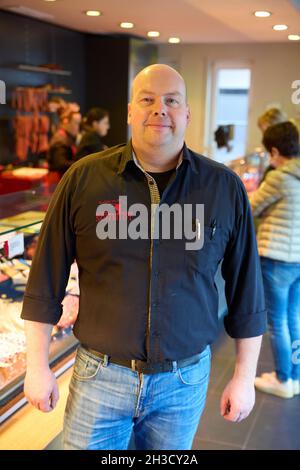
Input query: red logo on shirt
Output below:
<box><xmin>96</xmin><ymin>199</ymin><xmax>135</xmax><ymax>221</ymax></box>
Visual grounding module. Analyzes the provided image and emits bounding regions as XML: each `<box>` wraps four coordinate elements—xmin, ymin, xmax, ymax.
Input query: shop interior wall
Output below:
<box><xmin>85</xmin><ymin>36</ymin><xmax>158</xmax><ymax>147</ymax></box>
<box><xmin>158</xmin><ymin>42</ymin><xmax>300</xmax><ymax>156</ymax></box>
<box><xmin>84</xmin><ymin>34</ymin><xmax>130</xmax><ymax>148</ymax></box>
<box><xmin>0</xmin><ymin>10</ymin><xmax>86</xmax><ymax>165</ymax></box>
<box><xmin>0</xmin><ymin>11</ymin><xmax>158</xmax><ymax>164</ymax></box>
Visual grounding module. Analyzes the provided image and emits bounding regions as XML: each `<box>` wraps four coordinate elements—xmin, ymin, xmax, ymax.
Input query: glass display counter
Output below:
<box><xmin>0</xmin><ymin>185</ymin><xmax>78</xmax><ymax>423</ymax></box>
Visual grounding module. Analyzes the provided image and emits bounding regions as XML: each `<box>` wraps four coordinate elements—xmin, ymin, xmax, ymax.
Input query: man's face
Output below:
<box><xmin>269</xmin><ymin>147</ymin><xmax>281</xmax><ymax>168</ymax></box>
<box><xmin>93</xmin><ymin>116</ymin><xmax>110</xmax><ymax>137</ymax></box>
<box><xmin>67</xmin><ymin>113</ymin><xmax>81</xmax><ymax>137</ymax></box>
<box><xmin>128</xmin><ymin>69</ymin><xmax>190</xmax><ymax>151</ymax></box>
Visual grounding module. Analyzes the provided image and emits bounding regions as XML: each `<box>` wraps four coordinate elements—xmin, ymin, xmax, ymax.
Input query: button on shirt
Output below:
<box><xmin>21</xmin><ymin>141</ymin><xmax>267</xmax><ymax>362</ymax></box>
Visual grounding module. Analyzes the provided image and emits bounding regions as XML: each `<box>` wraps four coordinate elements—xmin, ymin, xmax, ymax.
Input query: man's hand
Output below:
<box><xmin>57</xmin><ymin>294</ymin><xmax>79</xmax><ymax>328</ymax></box>
<box><xmin>220</xmin><ymin>376</ymin><xmax>255</xmax><ymax>423</ymax></box>
<box><xmin>24</xmin><ymin>367</ymin><xmax>59</xmax><ymax>412</ymax></box>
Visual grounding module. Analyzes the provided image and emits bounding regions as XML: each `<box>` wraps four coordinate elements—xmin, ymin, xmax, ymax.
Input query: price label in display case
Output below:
<box><xmin>0</xmin><ymin>233</ymin><xmax>25</xmax><ymax>259</ymax></box>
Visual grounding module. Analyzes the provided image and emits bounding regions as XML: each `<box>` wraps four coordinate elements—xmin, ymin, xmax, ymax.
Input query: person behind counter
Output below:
<box><xmin>22</xmin><ymin>64</ymin><xmax>266</xmax><ymax>450</ymax></box>
<box><xmin>47</xmin><ymin>96</ymin><xmax>66</xmax><ymax>138</ymax></box>
<box><xmin>47</xmin><ymin>106</ymin><xmax>81</xmax><ymax>174</ymax></box>
<box><xmin>250</xmin><ymin>121</ymin><xmax>300</xmax><ymax>399</ymax></box>
<box><xmin>76</xmin><ymin>107</ymin><xmax>110</xmax><ymax>160</ymax></box>
<box><xmin>257</xmin><ymin>108</ymin><xmax>288</xmax><ymax>134</ymax></box>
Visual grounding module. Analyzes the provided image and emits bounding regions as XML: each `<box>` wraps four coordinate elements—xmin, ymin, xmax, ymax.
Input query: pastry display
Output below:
<box><xmin>0</xmin><ymin>257</ymin><xmax>79</xmax><ymax>391</ymax></box>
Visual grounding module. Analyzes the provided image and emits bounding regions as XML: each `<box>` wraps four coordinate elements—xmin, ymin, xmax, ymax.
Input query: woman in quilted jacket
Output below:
<box><xmin>250</xmin><ymin>121</ymin><xmax>300</xmax><ymax>399</ymax></box>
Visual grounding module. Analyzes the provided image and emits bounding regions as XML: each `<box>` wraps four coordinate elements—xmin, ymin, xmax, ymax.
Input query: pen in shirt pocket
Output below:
<box><xmin>210</xmin><ymin>219</ymin><xmax>217</xmax><ymax>239</ymax></box>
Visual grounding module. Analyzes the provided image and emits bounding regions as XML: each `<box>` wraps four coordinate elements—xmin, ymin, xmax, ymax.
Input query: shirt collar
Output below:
<box><xmin>117</xmin><ymin>140</ymin><xmax>198</xmax><ymax>175</ymax></box>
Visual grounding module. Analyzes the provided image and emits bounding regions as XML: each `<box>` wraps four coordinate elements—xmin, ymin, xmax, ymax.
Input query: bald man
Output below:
<box><xmin>22</xmin><ymin>64</ymin><xmax>266</xmax><ymax>450</ymax></box>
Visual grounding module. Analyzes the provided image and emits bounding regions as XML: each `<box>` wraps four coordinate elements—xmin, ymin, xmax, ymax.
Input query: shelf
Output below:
<box><xmin>17</xmin><ymin>64</ymin><xmax>72</xmax><ymax>77</ymax></box>
<box><xmin>48</xmin><ymin>89</ymin><xmax>72</xmax><ymax>95</ymax></box>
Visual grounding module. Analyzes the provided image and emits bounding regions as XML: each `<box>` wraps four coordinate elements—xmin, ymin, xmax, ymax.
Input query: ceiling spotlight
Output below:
<box><xmin>168</xmin><ymin>37</ymin><xmax>180</xmax><ymax>43</ymax></box>
<box><xmin>120</xmin><ymin>22</ymin><xmax>134</xmax><ymax>29</ymax></box>
<box><xmin>288</xmin><ymin>34</ymin><xmax>300</xmax><ymax>40</ymax></box>
<box><xmin>147</xmin><ymin>31</ymin><xmax>160</xmax><ymax>38</ymax></box>
<box><xmin>85</xmin><ymin>10</ymin><xmax>101</xmax><ymax>17</ymax></box>
<box><xmin>273</xmin><ymin>24</ymin><xmax>288</xmax><ymax>31</ymax></box>
<box><xmin>254</xmin><ymin>11</ymin><xmax>272</xmax><ymax>18</ymax></box>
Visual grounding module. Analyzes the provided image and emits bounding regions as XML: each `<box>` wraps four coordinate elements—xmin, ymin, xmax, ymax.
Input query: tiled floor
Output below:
<box><xmin>46</xmin><ymin>328</ymin><xmax>300</xmax><ymax>450</ymax></box>
<box><xmin>193</xmin><ymin>328</ymin><xmax>300</xmax><ymax>450</ymax></box>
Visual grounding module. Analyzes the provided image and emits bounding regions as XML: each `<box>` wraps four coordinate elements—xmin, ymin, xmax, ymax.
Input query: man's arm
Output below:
<box><xmin>220</xmin><ymin>336</ymin><xmax>262</xmax><ymax>422</ymax></box>
<box><xmin>249</xmin><ymin>171</ymin><xmax>282</xmax><ymax>217</ymax></box>
<box><xmin>220</xmin><ymin>176</ymin><xmax>267</xmax><ymax>422</ymax></box>
<box><xmin>24</xmin><ymin>320</ymin><xmax>59</xmax><ymax>412</ymax></box>
<box><xmin>21</xmin><ymin>169</ymin><xmax>76</xmax><ymax>411</ymax></box>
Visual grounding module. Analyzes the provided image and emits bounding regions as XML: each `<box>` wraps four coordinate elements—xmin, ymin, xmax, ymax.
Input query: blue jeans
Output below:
<box><xmin>260</xmin><ymin>257</ymin><xmax>300</xmax><ymax>382</ymax></box>
<box><xmin>63</xmin><ymin>345</ymin><xmax>211</xmax><ymax>450</ymax></box>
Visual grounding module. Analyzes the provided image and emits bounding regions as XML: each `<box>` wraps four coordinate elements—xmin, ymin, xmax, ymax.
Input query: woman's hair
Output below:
<box><xmin>263</xmin><ymin>121</ymin><xmax>299</xmax><ymax>157</ymax></box>
<box><xmin>58</xmin><ymin>104</ymin><xmax>80</xmax><ymax>123</ymax></box>
<box><xmin>257</xmin><ymin>108</ymin><xmax>288</xmax><ymax>129</ymax></box>
<box><xmin>49</xmin><ymin>96</ymin><xmax>65</xmax><ymax>106</ymax></box>
<box><xmin>86</xmin><ymin>107</ymin><xmax>109</xmax><ymax>126</ymax></box>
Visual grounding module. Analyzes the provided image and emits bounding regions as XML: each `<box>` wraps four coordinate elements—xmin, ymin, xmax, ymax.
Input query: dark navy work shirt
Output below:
<box><xmin>21</xmin><ymin>141</ymin><xmax>267</xmax><ymax>362</ymax></box>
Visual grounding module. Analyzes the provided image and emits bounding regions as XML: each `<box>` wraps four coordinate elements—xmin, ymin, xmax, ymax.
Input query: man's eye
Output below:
<box><xmin>141</xmin><ymin>97</ymin><xmax>153</xmax><ymax>103</ymax></box>
<box><xmin>166</xmin><ymin>98</ymin><xmax>179</xmax><ymax>105</ymax></box>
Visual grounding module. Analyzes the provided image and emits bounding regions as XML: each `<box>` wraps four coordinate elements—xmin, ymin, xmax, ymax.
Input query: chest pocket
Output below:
<box><xmin>185</xmin><ymin>225</ymin><xmax>224</xmax><ymax>274</ymax></box>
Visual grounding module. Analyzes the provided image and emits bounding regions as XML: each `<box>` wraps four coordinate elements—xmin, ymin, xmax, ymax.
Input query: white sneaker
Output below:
<box><xmin>261</xmin><ymin>371</ymin><xmax>276</xmax><ymax>379</ymax></box>
<box><xmin>255</xmin><ymin>372</ymin><xmax>294</xmax><ymax>398</ymax></box>
<box><xmin>261</xmin><ymin>372</ymin><xmax>300</xmax><ymax>396</ymax></box>
<box><xmin>293</xmin><ymin>380</ymin><xmax>300</xmax><ymax>395</ymax></box>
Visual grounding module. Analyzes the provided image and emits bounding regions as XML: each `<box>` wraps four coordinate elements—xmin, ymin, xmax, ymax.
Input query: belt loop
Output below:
<box><xmin>131</xmin><ymin>360</ymin><xmax>136</xmax><ymax>372</ymax></box>
<box><xmin>172</xmin><ymin>360</ymin><xmax>178</xmax><ymax>372</ymax></box>
<box><xmin>102</xmin><ymin>354</ymin><xmax>109</xmax><ymax>367</ymax></box>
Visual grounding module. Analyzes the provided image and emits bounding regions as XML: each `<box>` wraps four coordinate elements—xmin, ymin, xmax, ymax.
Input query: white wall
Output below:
<box><xmin>158</xmin><ymin>42</ymin><xmax>300</xmax><ymax>157</ymax></box>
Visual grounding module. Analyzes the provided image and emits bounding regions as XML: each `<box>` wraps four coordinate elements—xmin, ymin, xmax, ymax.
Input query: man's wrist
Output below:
<box><xmin>233</xmin><ymin>367</ymin><xmax>256</xmax><ymax>384</ymax></box>
<box><xmin>26</xmin><ymin>361</ymin><xmax>50</xmax><ymax>373</ymax></box>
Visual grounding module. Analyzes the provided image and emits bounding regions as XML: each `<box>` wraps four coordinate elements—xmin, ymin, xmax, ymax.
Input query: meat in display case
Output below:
<box><xmin>0</xmin><ymin>185</ymin><xmax>78</xmax><ymax>423</ymax></box>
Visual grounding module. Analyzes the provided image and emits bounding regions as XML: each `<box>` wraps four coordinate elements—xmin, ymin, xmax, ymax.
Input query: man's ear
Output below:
<box><xmin>271</xmin><ymin>146</ymin><xmax>280</xmax><ymax>158</ymax></box>
<box><xmin>127</xmin><ymin>102</ymin><xmax>131</xmax><ymax>125</ymax></box>
<box><xmin>186</xmin><ymin>105</ymin><xmax>191</xmax><ymax>126</ymax></box>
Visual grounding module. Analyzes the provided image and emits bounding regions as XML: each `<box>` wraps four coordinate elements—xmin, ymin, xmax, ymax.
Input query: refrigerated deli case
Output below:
<box><xmin>0</xmin><ymin>185</ymin><xmax>78</xmax><ymax>424</ymax></box>
<box><xmin>226</xmin><ymin>150</ymin><xmax>269</xmax><ymax>194</ymax></box>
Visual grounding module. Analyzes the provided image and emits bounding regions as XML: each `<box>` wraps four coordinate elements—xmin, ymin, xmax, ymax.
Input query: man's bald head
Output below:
<box><xmin>128</xmin><ymin>63</ymin><xmax>190</xmax><ymax>156</ymax></box>
<box><xmin>131</xmin><ymin>64</ymin><xmax>187</xmax><ymax>103</ymax></box>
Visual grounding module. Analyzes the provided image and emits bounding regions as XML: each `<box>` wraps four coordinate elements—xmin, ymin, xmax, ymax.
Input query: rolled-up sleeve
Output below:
<box><xmin>221</xmin><ymin>177</ymin><xmax>267</xmax><ymax>338</ymax></box>
<box><xmin>21</xmin><ymin>169</ymin><xmax>76</xmax><ymax>324</ymax></box>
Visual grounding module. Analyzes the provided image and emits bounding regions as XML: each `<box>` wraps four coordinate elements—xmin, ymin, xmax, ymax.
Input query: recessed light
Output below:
<box><xmin>147</xmin><ymin>31</ymin><xmax>160</xmax><ymax>38</ymax></box>
<box><xmin>273</xmin><ymin>24</ymin><xmax>288</xmax><ymax>31</ymax></box>
<box><xmin>120</xmin><ymin>22</ymin><xmax>134</xmax><ymax>29</ymax></box>
<box><xmin>85</xmin><ymin>10</ymin><xmax>101</xmax><ymax>17</ymax></box>
<box><xmin>44</xmin><ymin>0</ymin><xmax>57</xmax><ymax>2</ymax></box>
<box><xmin>288</xmin><ymin>34</ymin><xmax>300</xmax><ymax>40</ymax></box>
<box><xmin>254</xmin><ymin>11</ymin><xmax>272</xmax><ymax>18</ymax></box>
<box><xmin>168</xmin><ymin>37</ymin><xmax>180</xmax><ymax>44</ymax></box>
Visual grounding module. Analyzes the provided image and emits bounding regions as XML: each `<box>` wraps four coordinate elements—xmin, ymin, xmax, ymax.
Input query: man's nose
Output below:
<box><xmin>152</xmin><ymin>99</ymin><xmax>167</xmax><ymax>116</ymax></box>
<box><xmin>154</xmin><ymin>110</ymin><xmax>166</xmax><ymax>116</ymax></box>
